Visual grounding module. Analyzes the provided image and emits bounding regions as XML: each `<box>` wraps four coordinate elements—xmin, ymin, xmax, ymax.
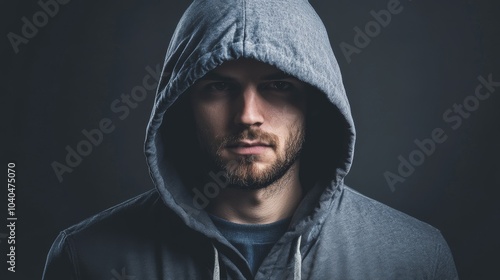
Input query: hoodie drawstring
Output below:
<box><xmin>211</xmin><ymin>235</ymin><xmax>302</xmax><ymax>280</ymax></box>
<box><xmin>213</xmin><ymin>244</ymin><xmax>220</xmax><ymax>280</ymax></box>
<box><xmin>293</xmin><ymin>235</ymin><xmax>302</xmax><ymax>280</ymax></box>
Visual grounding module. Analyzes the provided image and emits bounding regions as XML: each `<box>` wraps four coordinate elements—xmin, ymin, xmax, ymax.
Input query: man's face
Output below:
<box><xmin>189</xmin><ymin>59</ymin><xmax>308</xmax><ymax>189</ymax></box>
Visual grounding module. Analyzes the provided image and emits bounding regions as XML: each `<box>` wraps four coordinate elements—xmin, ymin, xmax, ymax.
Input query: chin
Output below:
<box><xmin>224</xmin><ymin>162</ymin><xmax>279</xmax><ymax>189</ymax></box>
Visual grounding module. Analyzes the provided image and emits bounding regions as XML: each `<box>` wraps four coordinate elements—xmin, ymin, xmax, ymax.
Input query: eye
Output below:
<box><xmin>208</xmin><ymin>82</ymin><xmax>230</xmax><ymax>91</ymax></box>
<box><xmin>268</xmin><ymin>81</ymin><xmax>293</xmax><ymax>90</ymax></box>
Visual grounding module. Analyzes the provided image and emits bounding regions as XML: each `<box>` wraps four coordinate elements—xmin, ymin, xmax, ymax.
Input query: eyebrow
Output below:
<box><xmin>200</xmin><ymin>71</ymin><xmax>298</xmax><ymax>81</ymax></box>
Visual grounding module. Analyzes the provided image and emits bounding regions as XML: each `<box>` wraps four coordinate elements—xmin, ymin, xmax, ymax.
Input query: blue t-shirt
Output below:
<box><xmin>210</xmin><ymin>215</ymin><xmax>291</xmax><ymax>275</ymax></box>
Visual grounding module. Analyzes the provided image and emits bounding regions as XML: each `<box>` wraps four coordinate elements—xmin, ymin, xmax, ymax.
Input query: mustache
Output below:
<box><xmin>220</xmin><ymin>128</ymin><xmax>279</xmax><ymax>148</ymax></box>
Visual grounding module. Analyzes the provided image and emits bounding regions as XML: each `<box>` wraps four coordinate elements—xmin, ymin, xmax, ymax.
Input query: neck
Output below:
<box><xmin>209</xmin><ymin>161</ymin><xmax>303</xmax><ymax>224</ymax></box>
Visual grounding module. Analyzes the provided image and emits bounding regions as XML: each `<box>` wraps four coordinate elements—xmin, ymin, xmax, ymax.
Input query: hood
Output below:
<box><xmin>145</xmin><ymin>0</ymin><xmax>355</xmax><ymax>243</ymax></box>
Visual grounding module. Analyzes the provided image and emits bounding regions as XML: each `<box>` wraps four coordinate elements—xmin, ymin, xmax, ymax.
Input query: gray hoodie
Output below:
<box><xmin>43</xmin><ymin>0</ymin><xmax>459</xmax><ymax>279</ymax></box>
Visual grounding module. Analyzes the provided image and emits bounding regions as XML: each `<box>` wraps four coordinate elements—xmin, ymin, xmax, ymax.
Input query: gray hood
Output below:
<box><xmin>145</xmin><ymin>0</ymin><xmax>355</xmax><ymax>246</ymax></box>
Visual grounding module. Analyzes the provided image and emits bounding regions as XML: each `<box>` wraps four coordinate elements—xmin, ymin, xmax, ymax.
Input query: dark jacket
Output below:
<box><xmin>43</xmin><ymin>0</ymin><xmax>458</xmax><ymax>279</ymax></box>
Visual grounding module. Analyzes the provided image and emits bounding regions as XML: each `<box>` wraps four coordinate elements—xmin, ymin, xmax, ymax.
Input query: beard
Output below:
<box><xmin>199</xmin><ymin>125</ymin><xmax>305</xmax><ymax>190</ymax></box>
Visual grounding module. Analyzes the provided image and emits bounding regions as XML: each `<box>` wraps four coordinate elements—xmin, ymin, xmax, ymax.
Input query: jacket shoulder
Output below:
<box><xmin>42</xmin><ymin>189</ymin><xmax>199</xmax><ymax>280</ymax></box>
<box><xmin>321</xmin><ymin>185</ymin><xmax>457</xmax><ymax>278</ymax></box>
<box><xmin>340</xmin><ymin>185</ymin><xmax>440</xmax><ymax>236</ymax></box>
<box><xmin>62</xmin><ymin>189</ymin><xmax>162</xmax><ymax>237</ymax></box>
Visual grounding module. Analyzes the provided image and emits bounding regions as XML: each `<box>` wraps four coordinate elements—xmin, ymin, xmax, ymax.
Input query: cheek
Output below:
<box><xmin>266</xmin><ymin>103</ymin><xmax>306</xmax><ymax>129</ymax></box>
<box><xmin>265</xmin><ymin>106</ymin><xmax>306</xmax><ymax>150</ymax></box>
<box><xmin>192</xmin><ymin>103</ymin><xmax>228</xmax><ymax>137</ymax></box>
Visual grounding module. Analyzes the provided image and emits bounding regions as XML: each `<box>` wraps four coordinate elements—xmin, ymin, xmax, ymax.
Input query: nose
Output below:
<box><xmin>233</xmin><ymin>85</ymin><xmax>264</xmax><ymax>127</ymax></box>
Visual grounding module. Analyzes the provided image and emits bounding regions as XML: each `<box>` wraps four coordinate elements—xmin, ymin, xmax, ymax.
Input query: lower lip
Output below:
<box><xmin>227</xmin><ymin>146</ymin><xmax>271</xmax><ymax>155</ymax></box>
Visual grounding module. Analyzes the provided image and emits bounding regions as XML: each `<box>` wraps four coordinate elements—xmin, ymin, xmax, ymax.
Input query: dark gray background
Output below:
<box><xmin>2</xmin><ymin>0</ymin><xmax>499</xmax><ymax>279</ymax></box>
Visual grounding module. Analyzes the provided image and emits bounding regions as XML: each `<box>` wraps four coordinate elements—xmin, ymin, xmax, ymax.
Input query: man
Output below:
<box><xmin>43</xmin><ymin>0</ymin><xmax>458</xmax><ymax>279</ymax></box>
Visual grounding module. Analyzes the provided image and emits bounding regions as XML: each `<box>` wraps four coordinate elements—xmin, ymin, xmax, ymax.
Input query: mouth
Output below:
<box><xmin>226</xmin><ymin>141</ymin><xmax>273</xmax><ymax>155</ymax></box>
